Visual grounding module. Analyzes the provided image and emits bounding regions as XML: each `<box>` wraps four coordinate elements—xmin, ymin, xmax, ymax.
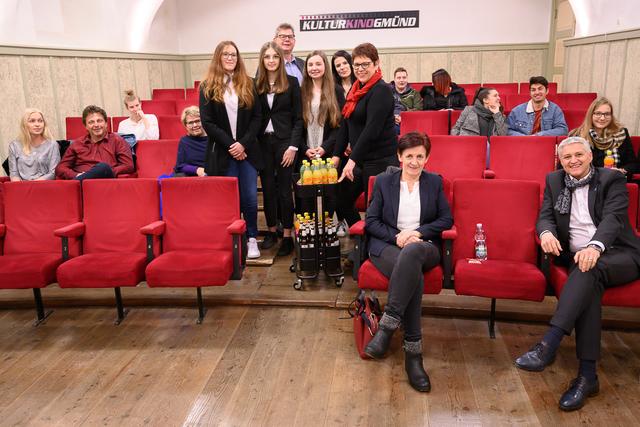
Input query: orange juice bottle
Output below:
<box><xmin>312</xmin><ymin>160</ymin><xmax>322</xmax><ymax>185</ymax></box>
<box><xmin>327</xmin><ymin>159</ymin><xmax>338</xmax><ymax>184</ymax></box>
<box><xmin>603</xmin><ymin>150</ymin><xmax>614</xmax><ymax>168</ymax></box>
<box><xmin>302</xmin><ymin>160</ymin><xmax>313</xmax><ymax>185</ymax></box>
<box><xmin>320</xmin><ymin>160</ymin><xmax>328</xmax><ymax>184</ymax></box>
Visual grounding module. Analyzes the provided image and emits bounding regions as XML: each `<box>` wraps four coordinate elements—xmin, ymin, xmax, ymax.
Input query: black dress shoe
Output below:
<box><xmin>514</xmin><ymin>342</ymin><xmax>556</xmax><ymax>372</ymax></box>
<box><xmin>277</xmin><ymin>237</ymin><xmax>294</xmax><ymax>257</ymax></box>
<box><xmin>559</xmin><ymin>375</ymin><xmax>599</xmax><ymax>411</ymax></box>
<box><xmin>261</xmin><ymin>232</ymin><xmax>278</xmax><ymax>250</ymax></box>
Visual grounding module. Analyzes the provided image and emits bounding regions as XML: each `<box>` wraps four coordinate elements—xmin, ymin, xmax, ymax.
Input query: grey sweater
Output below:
<box><xmin>8</xmin><ymin>139</ymin><xmax>60</xmax><ymax>180</ymax></box>
<box><xmin>451</xmin><ymin>106</ymin><xmax>508</xmax><ymax>136</ymax></box>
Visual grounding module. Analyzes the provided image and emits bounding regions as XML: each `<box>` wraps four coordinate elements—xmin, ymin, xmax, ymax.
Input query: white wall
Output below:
<box><xmin>569</xmin><ymin>0</ymin><xmax>640</xmax><ymax>37</ymax></box>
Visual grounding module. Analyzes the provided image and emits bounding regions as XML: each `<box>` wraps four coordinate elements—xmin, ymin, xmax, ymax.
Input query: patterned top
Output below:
<box><xmin>306</xmin><ymin>92</ymin><xmax>324</xmax><ymax>149</ymax></box>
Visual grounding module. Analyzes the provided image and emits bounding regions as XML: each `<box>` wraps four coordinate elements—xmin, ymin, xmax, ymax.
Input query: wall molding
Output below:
<box><xmin>564</xmin><ymin>28</ymin><xmax>640</xmax><ymax>47</ymax></box>
<box><xmin>0</xmin><ymin>45</ymin><xmax>183</xmax><ymax>61</ymax></box>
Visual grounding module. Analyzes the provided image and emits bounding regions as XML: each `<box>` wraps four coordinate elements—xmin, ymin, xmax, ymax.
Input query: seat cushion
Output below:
<box><xmin>57</xmin><ymin>252</ymin><xmax>147</xmax><ymax>288</ymax></box>
<box><xmin>357</xmin><ymin>260</ymin><xmax>443</xmax><ymax>294</ymax></box>
<box><xmin>145</xmin><ymin>250</ymin><xmax>233</xmax><ymax>287</ymax></box>
<box><xmin>0</xmin><ymin>253</ymin><xmax>61</xmax><ymax>289</ymax></box>
<box><xmin>454</xmin><ymin>259</ymin><xmax>546</xmax><ymax>301</ymax></box>
<box><xmin>550</xmin><ymin>264</ymin><xmax>640</xmax><ymax>308</ymax></box>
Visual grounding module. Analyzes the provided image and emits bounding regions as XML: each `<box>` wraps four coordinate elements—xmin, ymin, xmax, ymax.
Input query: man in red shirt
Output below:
<box><xmin>56</xmin><ymin>105</ymin><xmax>134</xmax><ymax>180</ymax></box>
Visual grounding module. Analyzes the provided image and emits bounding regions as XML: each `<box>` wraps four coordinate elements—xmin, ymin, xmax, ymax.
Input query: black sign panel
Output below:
<box><xmin>300</xmin><ymin>10</ymin><xmax>419</xmax><ymax>32</ymax></box>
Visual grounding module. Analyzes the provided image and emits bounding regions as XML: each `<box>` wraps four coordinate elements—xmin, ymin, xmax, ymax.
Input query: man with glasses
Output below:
<box><xmin>174</xmin><ymin>106</ymin><xmax>208</xmax><ymax>176</ymax></box>
<box><xmin>273</xmin><ymin>23</ymin><xmax>304</xmax><ymax>85</ymax></box>
<box><xmin>507</xmin><ymin>76</ymin><xmax>568</xmax><ymax>136</ymax></box>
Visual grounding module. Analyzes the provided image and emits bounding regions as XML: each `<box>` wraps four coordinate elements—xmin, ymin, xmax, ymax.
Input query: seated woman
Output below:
<box><xmin>568</xmin><ymin>97</ymin><xmax>639</xmax><ymax>181</ymax></box>
<box><xmin>174</xmin><ymin>106</ymin><xmax>208</xmax><ymax>176</ymax></box>
<box><xmin>421</xmin><ymin>68</ymin><xmax>467</xmax><ymax>110</ymax></box>
<box><xmin>117</xmin><ymin>89</ymin><xmax>159</xmax><ymax>140</ymax></box>
<box><xmin>451</xmin><ymin>87</ymin><xmax>507</xmax><ymax>136</ymax></box>
<box><xmin>8</xmin><ymin>108</ymin><xmax>60</xmax><ymax>181</ymax></box>
<box><xmin>364</xmin><ymin>131</ymin><xmax>453</xmax><ymax>393</ymax></box>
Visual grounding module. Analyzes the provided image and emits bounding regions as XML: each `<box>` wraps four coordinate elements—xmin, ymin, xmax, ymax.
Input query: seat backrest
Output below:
<box><xmin>141</xmin><ymin>100</ymin><xmax>176</xmax><ymax>116</ymax></box>
<box><xmin>175</xmin><ymin>100</ymin><xmax>197</xmax><ymax>117</ymax></box>
<box><xmin>449</xmin><ymin>110</ymin><xmax>462</xmax><ymax>134</ymax></box>
<box><xmin>488</xmin><ymin>136</ymin><xmax>557</xmax><ymax>192</ymax></box>
<box><xmin>3</xmin><ymin>181</ymin><xmax>81</xmax><ymax>255</ymax></box>
<box><xmin>458</xmin><ymin>83</ymin><xmax>481</xmax><ymax>96</ymax></box>
<box><xmin>503</xmin><ymin>94</ymin><xmax>531</xmax><ymax>111</ymax></box>
<box><xmin>194</xmin><ymin>80</ymin><xmax>201</xmax><ymax>89</ymax></box>
<box><xmin>152</xmin><ymin>88</ymin><xmax>185</xmax><ymax>100</ymax></box>
<box><xmin>630</xmin><ymin>136</ymin><xmax>640</xmax><ymax>157</ymax></box>
<box><xmin>562</xmin><ymin>109</ymin><xmax>585</xmax><ymax>131</ymax></box>
<box><xmin>161</xmin><ymin>177</ymin><xmax>241</xmax><ymax>252</ymax></box>
<box><xmin>158</xmin><ymin>115</ymin><xmax>184</xmax><ymax>139</ymax></box>
<box><xmin>427</xmin><ymin>136</ymin><xmax>488</xmax><ymax>181</ymax></box>
<box><xmin>451</xmin><ymin>179</ymin><xmax>540</xmax><ymax>264</ymax></box>
<box><xmin>548</xmin><ymin>93</ymin><xmax>597</xmax><ymax>111</ymax></box>
<box><xmin>136</xmin><ymin>139</ymin><xmax>180</xmax><ymax>178</ymax></box>
<box><xmin>400</xmin><ymin>111</ymin><xmax>449</xmax><ymax>136</ymax></box>
<box><xmin>66</xmin><ymin>117</ymin><xmax>112</xmax><ymax>140</ymax></box>
<box><xmin>112</xmin><ymin>116</ymin><xmax>128</xmax><ymax>132</ymax></box>
<box><xmin>81</xmin><ymin>179</ymin><xmax>159</xmax><ymax>254</ymax></box>
<box><xmin>626</xmin><ymin>183</ymin><xmax>638</xmax><ymax>231</ymax></box>
<box><xmin>483</xmin><ymin>83</ymin><xmax>519</xmax><ymax>95</ymax></box>
<box><xmin>185</xmin><ymin>88</ymin><xmax>199</xmax><ymax>102</ymax></box>
<box><xmin>520</xmin><ymin>82</ymin><xmax>558</xmax><ymax>95</ymax></box>
<box><xmin>408</xmin><ymin>82</ymin><xmax>430</xmax><ymax>92</ymax></box>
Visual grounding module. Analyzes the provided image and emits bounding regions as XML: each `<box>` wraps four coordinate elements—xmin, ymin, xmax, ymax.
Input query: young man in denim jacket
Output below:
<box><xmin>507</xmin><ymin>76</ymin><xmax>568</xmax><ymax>136</ymax></box>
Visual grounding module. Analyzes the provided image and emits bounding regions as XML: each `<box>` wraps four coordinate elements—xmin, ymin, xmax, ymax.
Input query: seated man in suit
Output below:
<box><xmin>56</xmin><ymin>105</ymin><xmax>134</xmax><ymax>180</ymax></box>
<box><xmin>515</xmin><ymin>136</ymin><xmax>640</xmax><ymax>411</ymax></box>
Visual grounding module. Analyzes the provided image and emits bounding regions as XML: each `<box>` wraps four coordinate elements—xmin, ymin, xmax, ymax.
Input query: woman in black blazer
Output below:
<box><xmin>199</xmin><ymin>40</ymin><xmax>263</xmax><ymax>259</ymax></box>
<box><xmin>255</xmin><ymin>41</ymin><xmax>303</xmax><ymax>256</ymax></box>
<box><xmin>364</xmin><ymin>132</ymin><xmax>453</xmax><ymax>393</ymax></box>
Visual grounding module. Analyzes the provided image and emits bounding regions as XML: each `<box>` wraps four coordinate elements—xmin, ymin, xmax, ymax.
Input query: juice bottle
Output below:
<box><xmin>302</xmin><ymin>160</ymin><xmax>313</xmax><ymax>185</ymax></box>
<box><xmin>320</xmin><ymin>160</ymin><xmax>328</xmax><ymax>184</ymax></box>
<box><xmin>312</xmin><ymin>160</ymin><xmax>322</xmax><ymax>185</ymax></box>
<box><xmin>327</xmin><ymin>159</ymin><xmax>338</xmax><ymax>184</ymax></box>
<box><xmin>603</xmin><ymin>150</ymin><xmax>614</xmax><ymax>168</ymax></box>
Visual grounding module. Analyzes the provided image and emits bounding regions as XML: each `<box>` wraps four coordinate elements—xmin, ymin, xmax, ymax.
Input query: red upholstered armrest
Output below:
<box><xmin>54</xmin><ymin>222</ymin><xmax>85</xmax><ymax>238</ymax></box>
<box><xmin>117</xmin><ymin>173</ymin><xmax>138</xmax><ymax>179</ymax></box>
<box><xmin>349</xmin><ymin>220</ymin><xmax>365</xmax><ymax>235</ymax></box>
<box><xmin>442</xmin><ymin>226</ymin><xmax>457</xmax><ymax>240</ymax></box>
<box><xmin>483</xmin><ymin>169</ymin><xmax>495</xmax><ymax>179</ymax></box>
<box><xmin>140</xmin><ymin>220</ymin><xmax>166</xmax><ymax>236</ymax></box>
<box><xmin>227</xmin><ymin>219</ymin><xmax>246</xmax><ymax>235</ymax></box>
<box><xmin>0</xmin><ymin>224</ymin><xmax>5</xmax><ymax>237</ymax></box>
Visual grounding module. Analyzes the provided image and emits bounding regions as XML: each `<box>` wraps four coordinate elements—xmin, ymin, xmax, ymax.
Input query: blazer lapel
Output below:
<box><xmin>419</xmin><ymin>172</ymin><xmax>428</xmax><ymax>223</ymax></box>
<box><xmin>390</xmin><ymin>172</ymin><xmax>401</xmax><ymax>223</ymax></box>
<box><xmin>588</xmin><ymin>178</ymin><xmax>598</xmax><ymax>224</ymax></box>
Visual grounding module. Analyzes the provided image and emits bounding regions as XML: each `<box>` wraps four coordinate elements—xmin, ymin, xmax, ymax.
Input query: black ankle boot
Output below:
<box><xmin>363</xmin><ymin>313</ymin><xmax>400</xmax><ymax>359</ymax></box>
<box><xmin>404</xmin><ymin>340</ymin><xmax>431</xmax><ymax>392</ymax></box>
<box><xmin>261</xmin><ymin>232</ymin><xmax>278</xmax><ymax>250</ymax></box>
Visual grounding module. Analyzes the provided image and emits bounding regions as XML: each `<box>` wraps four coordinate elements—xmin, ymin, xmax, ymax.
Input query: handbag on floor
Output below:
<box><xmin>350</xmin><ymin>290</ymin><xmax>383</xmax><ymax>359</ymax></box>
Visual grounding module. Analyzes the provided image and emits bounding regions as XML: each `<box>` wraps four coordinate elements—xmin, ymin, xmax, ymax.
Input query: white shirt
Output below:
<box><xmin>223</xmin><ymin>77</ymin><xmax>239</xmax><ymax>140</ymax></box>
<box><xmin>265</xmin><ymin>93</ymin><xmax>275</xmax><ymax>133</ymax></box>
<box><xmin>397</xmin><ymin>181</ymin><xmax>421</xmax><ymax>231</ymax></box>
<box><xmin>568</xmin><ymin>184</ymin><xmax>599</xmax><ymax>252</ymax></box>
<box><xmin>117</xmin><ymin>115</ymin><xmax>159</xmax><ymax>140</ymax></box>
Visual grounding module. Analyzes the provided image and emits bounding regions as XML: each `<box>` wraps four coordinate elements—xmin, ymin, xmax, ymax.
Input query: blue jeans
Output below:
<box><xmin>226</xmin><ymin>159</ymin><xmax>258</xmax><ymax>238</ymax></box>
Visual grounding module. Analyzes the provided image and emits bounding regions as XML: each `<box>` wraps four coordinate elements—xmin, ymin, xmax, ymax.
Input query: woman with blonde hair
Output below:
<box><xmin>8</xmin><ymin>108</ymin><xmax>60</xmax><ymax>181</ymax></box>
<box><xmin>117</xmin><ymin>89</ymin><xmax>159</xmax><ymax>140</ymax></box>
<box><xmin>199</xmin><ymin>40</ymin><xmax>263</xmax><ymax>259</ymax></box>
<box><xmin>569</xmin><ymin>97</ymin><xmax>638</xmax><ymax>180</ymax></box>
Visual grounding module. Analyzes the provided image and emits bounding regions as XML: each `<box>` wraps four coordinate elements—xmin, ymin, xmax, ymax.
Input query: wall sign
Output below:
<box><xmin>300</xmin><ymin>11</ymin><xmax>419</xmax><ymax>32</ymax></box>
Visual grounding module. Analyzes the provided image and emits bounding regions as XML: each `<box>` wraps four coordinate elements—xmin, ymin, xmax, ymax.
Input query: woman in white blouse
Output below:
<box><xmin>363</xmin><ymin>131</ymin><xmax>453</xmax><ymax>393</ymax></box>
<box><xmin>117</xmin><ymin>89</ymin><xmax>159</xmax><ymax>140</ymax></box>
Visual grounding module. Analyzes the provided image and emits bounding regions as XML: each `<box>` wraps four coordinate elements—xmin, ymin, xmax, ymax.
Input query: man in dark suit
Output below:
<box><xmin>273</xmin><ymin>23</ymin><xmax>304</xmax><ymax>85</ymax></box>
<box><xmin>515</xmin><ymin>136</ymin><xmax>640</xmax><ymax>411</ymax></box>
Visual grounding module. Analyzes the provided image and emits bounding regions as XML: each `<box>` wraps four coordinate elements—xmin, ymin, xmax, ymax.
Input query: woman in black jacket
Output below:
<box><xmin>332</xmin><ymin>50</ymin><xmax>355</xmax><ymax>109</ymax></box>
<box><xmin>199</xmin><ymin>40</ymin><xmax>263</xmax><ymax>259</ymax></box>
<box><xmin>333</xmin><ymin>43</ymin><xmax>399</xmax><ymax>226</ymax></box>
<box><xmin>255</xmin><ymin>41</ymin><xmax>303</xmax><ymax>256</ymax></box>
<box><xmin>421</xmin><ymin>68</ymin><xmax>467</xmax><ymax>111</ymax></box>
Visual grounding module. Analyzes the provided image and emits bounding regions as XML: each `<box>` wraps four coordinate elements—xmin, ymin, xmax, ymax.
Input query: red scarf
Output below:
<box><xmin>341</xmin><ymin>68</ymin><xmax>382</xmax><ymax>119</ymax></box>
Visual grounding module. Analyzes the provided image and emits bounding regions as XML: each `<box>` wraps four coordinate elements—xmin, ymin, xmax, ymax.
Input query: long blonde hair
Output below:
<box><xmin>18</xmin><ymin>108</ymin><xmax>54</xmax><ymax>154</ymax></box>
<box><xmin>301</xmin><ymin>51</ymin><xmax>340</xmax><ymax>128</ymax></box>
<box><xmin>256</xmin><ymin>42</ymin><xmax>289</xmax><ymax>95</ymax></box>
<box><xmin>200</xmin><ymin>41</ymin><xmax>254</xmax><ymax>108</ymax></box>
<box><xmin>569</xmin><ymin>97</ymin><xmax>623</xmax><ymax>140</ymax></box>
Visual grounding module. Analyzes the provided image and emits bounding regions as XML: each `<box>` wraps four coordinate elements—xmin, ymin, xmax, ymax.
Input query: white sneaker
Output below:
<box><xmin>336</xmin><ymin>220</ymin><xmax>348</xmax><ymax>237</ymax></box>
<box><xmin>247</xmin><ymin>237</ymin><xmax>261</xmax><ymax>259</ymax></box>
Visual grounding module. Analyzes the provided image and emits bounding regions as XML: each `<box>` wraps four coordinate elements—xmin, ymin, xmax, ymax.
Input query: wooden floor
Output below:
<box><xmin>1</xmin><ymin>305</ymin><xmax>639</xmax><ymax>426</ymax></box>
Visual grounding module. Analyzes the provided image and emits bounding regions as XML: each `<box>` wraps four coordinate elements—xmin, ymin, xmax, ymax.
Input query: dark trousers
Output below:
<box><xmin>75</xmin><ymin>162</ymin><xmax>114</xmax><ymax>181</ymax></box>
<box><xmin>370</xmin><ymin>241</ymin><xmax>440</xmax><ymax>341</ymax></box>
<box><xmin>551</xmin><ymin>248</ymin><xmax>640</xmax><ymax>360</ymax></box>
<box><xmin>338</xmin><ymin>155</ymin><xmax>399</xmax><ymax>226</ymax></box>
<box><xmin>259</xmin><ymin>134</ymin><xmax>294</xmax><ymax>229</ymax></box>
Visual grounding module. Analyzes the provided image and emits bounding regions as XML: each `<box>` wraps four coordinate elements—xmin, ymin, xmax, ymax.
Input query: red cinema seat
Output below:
<box><xmin>427</xmin><ymin>136</ymin><xmax>488</xmax><ymax>183</ymax></box>
<box><xmin>632</xmin><ymin>136</ymin><xmax>640</xmax><ymax>186</ymax></box>
<box><xmin>144</xmin><ymin>177</ymin><xmax>246</xmax><ymax>322</ymax></box>
<box><xmin>112</xmin><ymin>116</ymin><xmax>128</xmax><ymax>132</ymax></box>
<box><xmin>0</xmin><ymin>176</ymin><xmax>8</xmax><ymax>184</ymax></box>
<box><xmin>152</xmin><ymin>88</ymin><xmax>185</xmax><ymax>100</ymax></box>
<box><xmin>562</xmin><ymin>109</ymin><xmax>585</xmax><ymax>131</ymax></box>
<box><xmin>141</xmin><ymin>100</ymin><xmax>176</xmax><ymax>116</ymax></box>
<box><xmin>446</xmin><ymin>179</ymin><xmax>545</xmax><ymax>337</ymax></box>
<box><xmin>483</xmin><ymin>83</ymin><xmax>519</xmax><ymax>95</ymax></box>
<box><xmin>548</xmin><ymin>183</ymin><xmax>640</xmax><ymax>308</ymax></box>
<box><xmin>136</xmin><ymin>139</ymin><xmax>180</xmax><ymax>178</ymax></box>
<box><xmin>548</xmin><ymin>93</ymin><xmax>597</xmax><ymax>111</ymax></box>
<box><xmin>488</xmin><ymin>136</ymin><xmax>557</xmax><ymax>198</ymax></box>
<box><xmin>459</xmin><ymin>83</ymin><xmax>481</xmax><ymax>96</ymax></box>
<box><xmin>400</xmin><ymin>111</ymin><xmax>449</xmax><ymax>136</ymax></box>
<box><xmin>0</xmin><ymin>181</ymin><xmax>81</xmax><ymax>324</ymax></box>
<box><xmin>175</xmin><ymin>100</ymin><xmax>197</xmax><ymax>117</ymax></box>
<box><xmin>465</xmin><ymin>93</ymin><xmax>475</xmax><ymax>105</ymax></box>
<box><xmin>449</xmin><ymin>110</ymin><xmax>462</xmax><ymax>134</ymax></box>
<box><xmin>409</xmin><ymin>82</ymin><xmax>430</xmax><ymax>91</ymax></box>
<box><xmin>503</xmin><ymin>94</ymin><xmax>531</xmax><ymax>111</ymax></box>
<box><xmin>158</xmin><ymin>115</ymin><xmax>184</xmax><ymax>139</ymax></box>
<box><xmin>56</xmin><ymin>179</ymin><xmax>160</xmax><ymax>323</ymax></box>
<box><xmin>185</xmin><ymin>88</ymin><xmax>199</xmax><ymax>102</ymax></box>
<box><xmin>520</xmin><ymin>82</ymin><xmax>558</xmax><ymax>95</ymax></box>
<box><xmin>194</xmin><ymin>80</ymin><xmax>201</xmax><ymax>89</ymax></box>
<box><xmin>66</xmin><ymin>117</ymin><xmax>112</xmax><ymax>140</ymax></box>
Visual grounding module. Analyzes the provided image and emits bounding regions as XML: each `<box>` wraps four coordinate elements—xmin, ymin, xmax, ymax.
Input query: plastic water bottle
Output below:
<box><xmin>604</xmin><ymin>150</ymin><xmax>614</xmax><ymax>168</ymax></box>
<box><xmin>474</xmin><ymin>223</ymin><xmax>487</xmax><ymax>261</ymax></box>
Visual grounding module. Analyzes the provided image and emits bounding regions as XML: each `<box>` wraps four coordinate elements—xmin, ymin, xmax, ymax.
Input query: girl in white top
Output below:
<box><xmin>117</xmin><ymin>89</ymin><xmax>159</xmax><ymax>140</ymax></box>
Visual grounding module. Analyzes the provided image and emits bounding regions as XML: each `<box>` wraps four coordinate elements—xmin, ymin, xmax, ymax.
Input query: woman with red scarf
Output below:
<box><xmin>333</xmin><ymin>43</ymin><xmax>399</xmax><ymax>227</ymax></box>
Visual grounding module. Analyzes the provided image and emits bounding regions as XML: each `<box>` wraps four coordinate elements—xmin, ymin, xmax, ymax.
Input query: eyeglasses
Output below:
<box><xmin>186</xmin><ymin>119</ymin><xmax>201</xmax><ymax>127</ymax></box>
<box><xmin>221</xmin><ymin>53</ymin><xmax>237</xmax><ymax>59</ymax></box>
<box><xmin>352</xmin><ymin>61</ymin><xmax>373</xmax><ymax>70</ymax></box>
<box><xmin>276</xmin><ymin>34</ymin><xmax>295</xmax><ymax>40</ymax></box>
<box><xmin>592</xmin><ymin>112</ymin><xmax>611</xmax><ymax>118</ymax></box>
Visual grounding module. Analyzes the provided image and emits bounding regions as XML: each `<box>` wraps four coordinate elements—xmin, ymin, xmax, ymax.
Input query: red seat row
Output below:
<box><xmin>152</xmin><ymin>88</ymin><xmax>199</xmax><ymax>101</ymax></box>
<box><xmin>0</xmin><ymin>177</ymin><xmax>245</xmax><ymax>324</ymax></box>
<box><xmin>66</xmin><ymin>115</ymin><xmax>186</xmax><ymax>140</ymax></box>
<box><xmin>409</xmin><ymin>82</ymin><xmax>559</xmax><ymax>95</ymax></box>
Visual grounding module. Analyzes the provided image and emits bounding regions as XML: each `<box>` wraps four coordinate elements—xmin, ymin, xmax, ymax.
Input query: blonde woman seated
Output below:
<box><xmin>8</xmin><ymin>108</ymin><xmax>60</xmax><ymax>181</ymax></box>
<box><xmin>451</xmin><ymin>87</ymin><xmax>507</xmax><ymax>136</ymax></box>
<box><xmin>117</xmin><ymin>89</ymin><xmax>159</xmax><ymax>140</ymax></box>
